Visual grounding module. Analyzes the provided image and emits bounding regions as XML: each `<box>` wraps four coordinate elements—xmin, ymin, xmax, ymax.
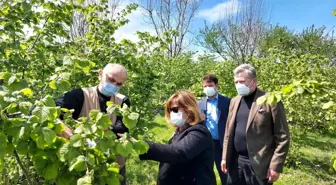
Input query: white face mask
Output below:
<box><xmin>203</xmin><ymin>87</ymin><xmax>217</xmax><ymax>97</ymax></box>
<box><xmin>170</xmin><ymin>111</ymin><xmax>186</xmax><ymax>127</ymax></box>
<box><xmin>235</xmin><ymin>80</ymin><xmax>254</xmax><ymax>96</ymax></box>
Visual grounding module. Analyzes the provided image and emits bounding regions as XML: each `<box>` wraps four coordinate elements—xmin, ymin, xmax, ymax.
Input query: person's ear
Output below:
<box><xmin>98</xmin><ymin>69</ymin><xmax>103</xmax><ymax>81</ymax></box>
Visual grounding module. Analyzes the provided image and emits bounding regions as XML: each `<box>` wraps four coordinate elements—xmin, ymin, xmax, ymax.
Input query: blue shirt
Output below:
<box><xmin>205</xmin><ymin>93</ymin><xmax>219</xmax><ymax>140</ymax></box>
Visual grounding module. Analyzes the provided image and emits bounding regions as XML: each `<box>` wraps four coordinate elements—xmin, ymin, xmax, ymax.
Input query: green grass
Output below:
<box><xmin>127</xmin><ymin>115</ymin><xmax>336</xmax><ymax>185</ymax></box>
<box><xmin>275</xmin><ymin>132</ymin><xmax>336</xmax><ymax>185</ymax></box>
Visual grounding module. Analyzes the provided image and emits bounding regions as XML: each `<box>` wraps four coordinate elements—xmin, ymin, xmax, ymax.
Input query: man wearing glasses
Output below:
<box><xmin>55</xmin><ymin>63</ymin><xmax>130</xmax><ymax>185</ymax></box>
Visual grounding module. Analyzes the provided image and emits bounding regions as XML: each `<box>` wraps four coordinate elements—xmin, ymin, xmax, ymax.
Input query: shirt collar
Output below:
<box><xmin>207</xmin><ymin>93</ymin><xmax>218</xmax><ymax>101</ymax></box>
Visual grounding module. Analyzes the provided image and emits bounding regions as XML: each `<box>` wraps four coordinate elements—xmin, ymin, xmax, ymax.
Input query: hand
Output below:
<box><xmin>117</xmin><ymin>133</ymin><xmax>138</xmax><ymax>142</ymax></box>
<box><xmin>59</xmin><ymin>126</ymin><xmax>73</xmax><ymax>140</ymax></box>
<box><xmin>221</xmin><ymin>160</ymin><xmax>228</xmax><ymax>173</ymax></box>
<box><xmin>267</xmin><ymin>169</ymin><xmax>280</xmax><ymax>183</ymax></box>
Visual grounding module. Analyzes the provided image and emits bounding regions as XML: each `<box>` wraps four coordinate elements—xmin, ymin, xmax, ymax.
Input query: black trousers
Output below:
<box><xmin>213</xmin><ymin>140</ymin><xmax>228</xmax><ymax>185</ymax></box>
<box><xmin>120</xmin><ymin>165</ymin><xmax>126</xmax><ymax>185</ymax></box>
<box><xmin>227</xmin><ymin>156</ymin><xmax>272</xmax><ymax>185</ymax></box>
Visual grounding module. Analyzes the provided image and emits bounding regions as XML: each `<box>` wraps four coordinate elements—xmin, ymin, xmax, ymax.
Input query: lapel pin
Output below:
<box><xmin>258</xmin><ymin>109</ymin><xmax>266</xmax><ymax>113</ymax></box>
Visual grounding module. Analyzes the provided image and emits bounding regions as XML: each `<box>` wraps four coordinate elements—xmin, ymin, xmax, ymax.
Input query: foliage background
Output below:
<box><xmin>0</xmin><ymin>0</ymin><xmax>335</xmax><ymax>185</ymax></box>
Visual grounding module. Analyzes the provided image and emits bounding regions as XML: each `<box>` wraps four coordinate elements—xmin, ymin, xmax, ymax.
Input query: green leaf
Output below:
<box><xmin>32</xmin><ymin>106</ymin><xmax>59</xmax><ymax>122</ymax></box>
<box><xmin>281</xmin><ymin>85</ymin><xmax>294</xmax><ymax>95</ymax></box>
<box><xmin>332</xmin><ymin>9</ymin><xmax>336</xmax><ymax>16</ymax></box>
<box><xmin>0</xmin><ymin>159</ymin><xmax>4</xmax><ymax>172</ymax></box>
<box><xmin>106</xmin><ymin>163</ymin><xmax>119</xmax><ymax>173</ymax></box>
<box><xmin>275</xmin><ymin>93</ymin><xmax>282</xmax><ymax>103</ymax></box>
<box><xmin>67</xmin><ymin>147</ymin><xmax>80</xmax><ymax>163</ymax></box>
<box><xmin>322</xmin><ymin>101</ymin><xmax>334</xmax><ymax>110</ymax></box>
<box><xmin>0</xmin><ymin>132</ymin><xmax>7</xmax><ymax>149</ymax></box>
<box><xmin>57</xmin><ymin>80</ymin><xmax>71</xmax><ymax>92</ymax></box>
<box><xmin>49</xmin><ymin>80</ymin><xmax>71</xmax><ymax>92</ymax></box>
<box><xmin>32</xmin><ymin>151</ymin><xmax>48</xmax><ymax>172</ymax></box>
<box><xmin>55</xmin><ymin>121</ymin><xmax>66</xmax><ymax>134</ymax></box>
<box><xmin>19</xmin><ymin>102</ymin><xmax>32</xmax><ymax>114</ymax></box>
<box><xmin>16</xmin><ymin>141</ymin><xmax>29</xmax><ymax>155</ymax></box>
<box><xmin>77</xmin><ymin>174</ymin><xmax>92</xmax><ymax>185</ymax></box>
<box><xmin>133</xmin><ymin>140</ymin><xmax>149</xmax><ymax>155</ymax></box>
<box><xmin>97</xmin><ymin>115</ymin><xmax>111</xmax><ymax>129</ymax></box>
<box><xmin>0</xmin><ymin>94</ymin><xmax>9</xmax><ymax>109</ymax></box>
<box><xmin>32</xmin><ymin>106</ymin><xmax>50</xmax><ymax>123</ymax></box>
<box><xmin>69</xmin><ymin>155</ymin><xmax>87</xmax><ymax>172</ymax></box>
<box><xmin>19</xmin><ymin>126</ymin><xmax>31</xmax><ymax>140</ymax></box>
<box><xmin>83</xmin><ymin>124</ymin><xmax>97</xmax><ymax>135</ymax></box>
<box><xmin>0</xmin><ymin>72</ymin><xmax>10</xmax><ymax>80</ymax></box>
<box><xmin>106</xmin><ymin>104</ymin><xmax>118</xmax><ymax>115</ymax></box>
<box><xmin>43</xmin><ymin>164</ymin><xmax>58</xmax><ymax>180</ymax></box>
<box><xmin>44</xmin><ymin>95</ymin><xmax>56</xmax><ymax>107</ymax></box>
<box><xmin>57</xmin><ymin>174</ymin><xmax>76</xmax><ymax>185</ymax></box>
<box><xmin>75</xmin><ymin>59</ymin><xmax>90</xmax><ymax>69</ymax></box>
<box><xmin>57</xmin><ymin>143</ymin><xmax>69</xmax><ymax>162</ymax></box>
<box><xmin>5</xmin><ymin>143</ymin><xmax>14</xmax><ymax>154</ymax></box>
<box><xmin>74</xmin><ymin>124</ymin><xmax>84</xmax><ymax>134</ymax></box>
<box><xmin>89</xmin><ymin>110</ymin><xmax>101</xmax><ymax>121</ymax></box>
<box><xmin>106</xmin><ymin>174</ymin><xmax>120</xmax><ymax>185</ymax></box>
<box><xmin>76</xmin><ymin>0</ymin><xmax>85</xmax><ymax>4</ymax></box>
<box><xmin>123</xmin><ymin>112</ymin><xmax>139</xmax><ymax>130</ymax></box>
<box><xmin>8</xmin><ymin>76</ymin><xmax>17</xmax><ymax>85</ymax></box>
<box><xmin>70</xmin><ymin>134</ymin><xmax>82</xmax><ymax>148</ymax></box>
<box><xmin>104</xmin><ymin>130</ymin><xmax>116</xmax><ymax>139</ymax></box>
<box><xmin>256</xmin><ymin>95</ymin><xmax>267</xmax><ymax>105</ymax></box>
<box><xmin>116</xmin><ymin>141</ymin><xmax>132</xmax><ymax>157</ymax></box>
<box><xmin>87</xmin><ymin>153</ymin><xmax>95</xmax><ymax>166</ymax></box>
<box><xmin>7</xmin><ymin>103</ymin><xmax>19</xmax><ymax>114</ymax></box>
<box><xmin>22</xmin><ymin>1</ymin><xmax>32</xmax><ymax>11</ymax></box>
<box><xmin>8</xmin><ymin>79</ymin><xmax>28</xmax><ymax>92</ymax></box>
<box><xmin>333</xmin><ymin>154</ymin><xmax>336</xmax><ymax>171</ymax></box>
<box><xmin>42</xmin><ymin>127</ymin><xmax>56</xmax><ymax>145</ymax></box>
<box><xmin>266</xmin><ymin>94</ymin><xmax>275</xmax><ymax>105</ymax></box>
<box><xmin>36</xmin><ymin>135</ymin><xmax>48</xmax><ymax>149</ymax></box>
<box><xmin>297</xmin><ymin>86</ymin><xmax>304</xmax><ymax>94</ymax></box>
<box><xmin>49</xmin><ymin>80</ymin><xmax>57</xmax><ymax>89</ymax></box>
<box><xmin>48</xmin><ymin>107</ymin><xmax>60</xmax><ymax>121</ymax></box>
<box><xmin>20</xmin><ymin>88</ymin><xmax>33</xmax><ymax>97</ymax></box>
<box><xmin>0</xmin><ymin>148</ymin><xmax>5</xmax><ymax>159</ymax></box>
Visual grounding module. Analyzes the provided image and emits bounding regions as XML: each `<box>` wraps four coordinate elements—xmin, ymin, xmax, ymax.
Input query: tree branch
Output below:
<box><xmin>14</xmin><ymin>150</ymin><xmax>33</xmax><ymax>185</ymax></box>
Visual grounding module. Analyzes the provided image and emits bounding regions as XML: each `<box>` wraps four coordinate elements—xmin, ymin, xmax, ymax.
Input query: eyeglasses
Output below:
<box><xmin>170</xmin><ymin>107</ymin><xmax>179</xmax><ymax>113</ymax></box>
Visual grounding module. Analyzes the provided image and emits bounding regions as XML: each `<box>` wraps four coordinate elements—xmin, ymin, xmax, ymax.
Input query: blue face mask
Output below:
<box><xmin>101</xmin><ymin>82</ymin><xmax>120</xmax><ymax>96</ymax></box>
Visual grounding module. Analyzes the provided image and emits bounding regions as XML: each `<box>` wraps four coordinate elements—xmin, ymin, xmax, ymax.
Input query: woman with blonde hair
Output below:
<box><xmin>140</xmin><ymin>90</ymin><xmax>216</xmax><ymax>185</ymax></box>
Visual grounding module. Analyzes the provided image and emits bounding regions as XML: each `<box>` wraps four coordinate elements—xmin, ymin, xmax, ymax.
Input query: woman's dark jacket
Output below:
<box><xmin>140</xmin><ymin>122</ymin><xmax>216</xmax><ymax>185</ymax></box>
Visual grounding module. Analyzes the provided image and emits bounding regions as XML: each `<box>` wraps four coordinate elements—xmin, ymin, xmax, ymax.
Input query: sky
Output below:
<box><xmin>115</xmin><ymin>0</ymin><xmax>336</xmax><ymax>43</ymax></box>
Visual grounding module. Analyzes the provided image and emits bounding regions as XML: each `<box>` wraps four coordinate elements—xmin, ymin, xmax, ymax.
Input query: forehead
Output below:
<box><xmin>202</xmin><ymin>80</ymin><xmax>216</xmax><ymax>85</ymax></box>
<box><xmin>105</xmin><ymin>68</ymin><xmax>127</xmax><ymax>81</ymax></box>
<box><xmin>234</xmin><ymin>71</ymin><xmax>249</xmax><ymax>80</ymax></box>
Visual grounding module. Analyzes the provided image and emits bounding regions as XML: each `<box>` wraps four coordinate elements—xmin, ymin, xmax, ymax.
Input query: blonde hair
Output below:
<box><xmin>165</xmin><ymin>90</ymin><xmax>204</xmax><ymax>126</ymax></box>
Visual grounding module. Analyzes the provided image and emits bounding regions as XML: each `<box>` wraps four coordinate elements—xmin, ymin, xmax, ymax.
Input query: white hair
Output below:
<box><xmin>103</xmin><ymin>63</ymin><xmax>127</xmax><ymax>77</ymax></box>
<box><xmin>234</xmin><ymin>64</ymin><xmax>257</xmax><ymax>79</ymax></box>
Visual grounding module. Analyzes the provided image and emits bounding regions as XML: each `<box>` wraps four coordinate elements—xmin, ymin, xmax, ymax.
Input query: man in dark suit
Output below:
<box><xmin>198</xmin><ymin>74</ymin><xmax>231</xmax><ymax>185</ymax></box>
<box><xmin>221</xmin><ymin>64</ymin><xmax>290</xmax><ymax>185</ymax></box>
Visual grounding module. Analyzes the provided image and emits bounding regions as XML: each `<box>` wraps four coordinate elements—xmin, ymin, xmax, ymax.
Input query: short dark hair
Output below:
<box><xmin>203</xmin><ymin>73</ymin><xmax>218</xmax><ymax>84</ymax></box>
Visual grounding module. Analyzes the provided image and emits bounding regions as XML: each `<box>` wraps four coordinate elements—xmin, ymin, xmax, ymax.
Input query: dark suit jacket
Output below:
<box><xmin>222</xmin><ymin>88</ymin><xmax>290</xmax><ymax>179</ymax></box>
<box><xmin>140</xmin><ymin>123</ymin><xmax>216</xmax><ymax>185</ymax></box>
<box><xmin>198</xmin><ymin>93</ymin><xmax>231</xmax><ymax>146</ymax></box>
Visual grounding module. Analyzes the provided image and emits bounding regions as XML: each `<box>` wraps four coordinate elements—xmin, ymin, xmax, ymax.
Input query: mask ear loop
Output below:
<box><xmin>247</xmin><ymin>78</ymin><xmax>255</xmax><ymax>88</ymax></box>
